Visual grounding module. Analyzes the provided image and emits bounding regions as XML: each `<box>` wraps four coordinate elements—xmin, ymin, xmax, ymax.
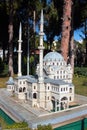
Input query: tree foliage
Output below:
<box><xmin>0</xmin><ymin>0</ymin><xmax>87</xmax><ymax>75</ymax></box>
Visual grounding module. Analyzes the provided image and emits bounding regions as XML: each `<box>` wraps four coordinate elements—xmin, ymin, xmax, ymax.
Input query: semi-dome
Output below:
<box><xmin>44</xmin><ymin>52</ymin><xmax>64</xmax><ymax>61</ymax></box>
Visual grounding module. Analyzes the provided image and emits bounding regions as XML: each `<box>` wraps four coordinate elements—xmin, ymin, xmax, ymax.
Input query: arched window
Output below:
<box><xmin>20</xmin><ymin>81</ymin><xmax>22</xmax><ymax>84</ymax></box>
<box><xmin>34</xmin><ymin>86</ymin><xmax>36</xmax><ymax>89</ymax></box>
<box><xmin>61</xmin><ymin>88</ymin><xmax>62</xmax><ymax>91</ymax></box>
<box><xmin>23</xmin><ymin>87</ymin><xmax>26</xmax><ymax>92</ymax></box>
<box><xmin>19</xmin><ymin>87</ymin><xmax>22</xmax><ymax>92</ymax></box>
<box><xmin>69</xmin><ymin>88</ymin><xmax>72</xmax><ymax>93</ymax></box>
<box><xmin>23</xmin><ymin>81</ymin><xmax>25</xmax><ymax>84</ymax></box>
<box><xmin>69</xmin><ymin>96</ymin><xmax>71</xmax><ymax>101</ymax></box>
<box><xmin>61</xmin><ymin>97</ymin><xmax>68</xmax><ymax>101</ymax></box>
<box><xmin>33</xmin><ymin>93</ymin><xmax>37</xmax><ymax>99</ymax></box>
<box><xmin>51</xmin><ymin>96</ymin><xmax>55</xmax><ymax>101</ymax></box>
<box><xmin>54</xmin><ymin>76</ymin><xmax>56</xmax><ymax>79</ymax></box>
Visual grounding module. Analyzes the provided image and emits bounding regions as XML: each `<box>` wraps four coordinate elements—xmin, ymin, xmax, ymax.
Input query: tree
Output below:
<box><xmin>0</xmin><ymin>1</ymin><xmax>8</xmax><ymax>62</ymax></box>
<box><xmin>8</xmin><ymin>0</ymin><xmax>14</xmax><ymax>77</ymax></box>
<box><xmin>80</xmin><ymin>2</ymin><xmax>87</xmax><ymax>64</ymax></box>
<box><xmin>44</xmin><ymin>1</ymin><xmax>59</xmax><ymax>50</ymax></box>
<box><xmin>73</xmin><ymin>0</ymin><xmax>87</xmax><ymax>66</ymax></box>
<box><xmin>69</xmin><ymin>1</ymin><xmax>74</xmax><ymax>73</ymax></box>
<box><xmin>8</xmin><ymin>0</ymin><xmax>23</xmax><ymax>76</ymax></box>
<box><xmin>61</xmin><ymin>0</ymin><xmax>72</xmax><ymax>62</ymax></box>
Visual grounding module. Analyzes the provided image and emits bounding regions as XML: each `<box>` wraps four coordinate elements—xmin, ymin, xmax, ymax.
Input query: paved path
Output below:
<box><xmin>0</xmin><ymin>88</ymin><xmax>87</xmax><ymax>129</ymax></box>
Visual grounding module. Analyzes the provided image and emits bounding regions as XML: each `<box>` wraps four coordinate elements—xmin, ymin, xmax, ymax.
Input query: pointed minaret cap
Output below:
<box><xmin>40</xmin><ymin>9</ymin><xmax>44</xmax><ymax>32</ymax></box>
<box><xmin>19</xmin><ymin>22</ymin><xmax>22</xmax><ymax>42</ymax></box>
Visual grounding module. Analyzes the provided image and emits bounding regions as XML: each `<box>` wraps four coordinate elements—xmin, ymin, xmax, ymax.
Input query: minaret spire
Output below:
<box><xmin>38</xmin><ymin>9</ymin><xmax>44</xmax><ymax>83</ymax></box>
<box><xmin>18</xmin><ymin>22</ymin><xmax>22</xmax><ymax>77</ymax></box>
<box><xmin>27</xmin><ymin>25</ymin><xmax>29</xmax><ymax>75</ymax></box>
<box><xmin>40</xmin><ymin>9</ymin><xmax>43</xmax><ymax>32</ymax></box>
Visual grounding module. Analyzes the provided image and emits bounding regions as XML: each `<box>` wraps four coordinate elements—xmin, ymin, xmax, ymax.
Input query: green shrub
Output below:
<box><xmin>74</xmin><ymin>67</ymin><xmax>87</xmax><ymax>77</ymax></box>
<box><xmin>5</xmin><ymin>121</ymin><xmax>30</xmax><ymax>129</ymax></box>
<box><xmin>37</xmin><ymin>124</ymin><xmax>53</xmax><ymax>130</ymax></box>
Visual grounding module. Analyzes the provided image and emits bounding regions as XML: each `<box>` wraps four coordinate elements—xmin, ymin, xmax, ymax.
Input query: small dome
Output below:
<box><xmin>44</xmin><ymin>52</ymin><xmax>64</xmax><ymax>61</ymax></box>
<box><xmin>6</xmin><ymin>77</ymin><xmax>14</xmax><ymax>85</ymax></box>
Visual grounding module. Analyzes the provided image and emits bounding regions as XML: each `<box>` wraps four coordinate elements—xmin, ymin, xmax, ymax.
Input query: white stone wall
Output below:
<box><xmin>7</xmin><ymin>85</ymin><xmax>14</xmax><ymax>91</ymax></box>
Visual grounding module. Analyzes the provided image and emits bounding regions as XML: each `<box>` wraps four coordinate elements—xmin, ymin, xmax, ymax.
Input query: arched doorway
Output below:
<box><xmin>51</xmin><ymin>97</ymin><xmax>60</xmax><ymax>112</ymax></box>
<box><xmin>19</xmin><ymin>87</ymin><xmax>22</xmax><ymax>92</ymax></box>
<box><xmin>33</xmin><ymin>93</ymin><xmax>37</xmax><ymax>99</ymax></box>
<box><xmin>23</xmin><ymin>87</ymin><xmax>26</xmax><ymax>92</ymax></box>
<box><xmin>61</xmin><ymin>97</ymin><xmax>68</xmax><ymax>110</ymax></box>
<box><xmin>51</xmin><ymin>96</ymin><xmax>55</xmax><ymax>112</ymax></box>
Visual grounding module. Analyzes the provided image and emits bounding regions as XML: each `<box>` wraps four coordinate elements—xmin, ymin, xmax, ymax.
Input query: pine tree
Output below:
<box><xmin>61</xmin><ymin>0</ymin><xmax>72</xmax><ymax>62</ymax></box>
<box><xmin>8</xmin><ymin>0</ymin><xmax>14</xmax><ymax>76</ymax></box>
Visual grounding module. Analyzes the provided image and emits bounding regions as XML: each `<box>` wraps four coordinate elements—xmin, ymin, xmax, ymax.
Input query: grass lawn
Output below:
<box><xmin>0</xmin><ymin>76</ymin><xmax>9</xmax><ymax>88</ymax></box>
<box><xmin>73</xmin><ymin>75</ymin><xmax>87</xmax><ymax>96</ymax></box>
<box><xmin>0</xmin><ymin>117</ymin><xmax>7</xmax><ymax>129</ymax></box>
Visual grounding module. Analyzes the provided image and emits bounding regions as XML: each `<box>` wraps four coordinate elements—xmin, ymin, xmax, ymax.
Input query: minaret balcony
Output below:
<box><xmin>17</xmin><ymin>50</ymin><xmax>22</xmax><ymax>53</ymax></box>
<box><xmin>38</xmin><ymin>46</ymin><xmax>45</xmax><ymax>50</ymax></box>
<box><xmin>18</xmin><ymin>40</ymin><xmax>23</xmax><ymax>43</ymax></box>
<box><xmin>39</xmin><ymin>32</ymin><xmax>44</xmax><ymax>36</ymax></box>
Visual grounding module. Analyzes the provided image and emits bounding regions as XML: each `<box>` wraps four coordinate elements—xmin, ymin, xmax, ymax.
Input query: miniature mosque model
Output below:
<box><xmin>6</xmin><ymin>10</ymin><xmax>74</xmax><ymax>112</ymax></box>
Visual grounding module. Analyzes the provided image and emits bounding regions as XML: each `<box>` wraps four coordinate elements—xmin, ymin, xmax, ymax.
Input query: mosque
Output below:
<box><xmin>6</xmin><ymin>10</ymin><xmax>74</xmax><ymax>112</ymax></box>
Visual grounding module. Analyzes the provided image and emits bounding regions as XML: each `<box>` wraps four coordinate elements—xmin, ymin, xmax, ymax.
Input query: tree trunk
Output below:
<box><xmin>69</xmin><ymin>32</ymin><xmax>74</xmax><ymax>73</ymax></box>
<box><xmin>8</xmin><ymin>0</ymin><xmax>14</xmax><ymax>77</ymax></box>
<box><xmin>61</xmin><ymin>0</ymin><xmax>72</xmax><ymax>62</ymax></box>
<box><xmin>69</xmin><ymin>1</ymin><xmax>74</xmax><ymax>74</ymax></box>
<box><xmin>85</xmin><ymin>20</ymin><xmax>87</xmax><ymax>65</ymax></box>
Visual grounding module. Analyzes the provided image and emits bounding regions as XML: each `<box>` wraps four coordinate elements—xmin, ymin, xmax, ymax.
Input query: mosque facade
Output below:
<box><xmin>6</xmin><ymin>10</ymin><xmax>74</xmax><ymax>112</ymax></box>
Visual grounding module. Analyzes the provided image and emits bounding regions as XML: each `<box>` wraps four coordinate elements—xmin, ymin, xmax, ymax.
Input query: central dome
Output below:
<box><xmin>44</xmin><ymin>52</ymin><xmax>64</xmax><ymax>61</ymax></box>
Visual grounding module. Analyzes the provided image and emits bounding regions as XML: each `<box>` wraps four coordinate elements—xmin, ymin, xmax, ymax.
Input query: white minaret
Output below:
<box><xmin>38</xmin><ymin>10</ymin><xmax>44</xmax><ymax>83</ymax></box>
<box><xmin>37</xmin><ymin>10</ymin><xmax>46</xmax><ymax>109</ymax></box>
<box><xmin>18</xmin><ymin>22</ymin><xmax>22</xmax><ymax>77</ymax></box>
<box><xmin>27</xmin><ymin>25</ymin><xmax>29</xmax><ymax>75</ymax></box>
